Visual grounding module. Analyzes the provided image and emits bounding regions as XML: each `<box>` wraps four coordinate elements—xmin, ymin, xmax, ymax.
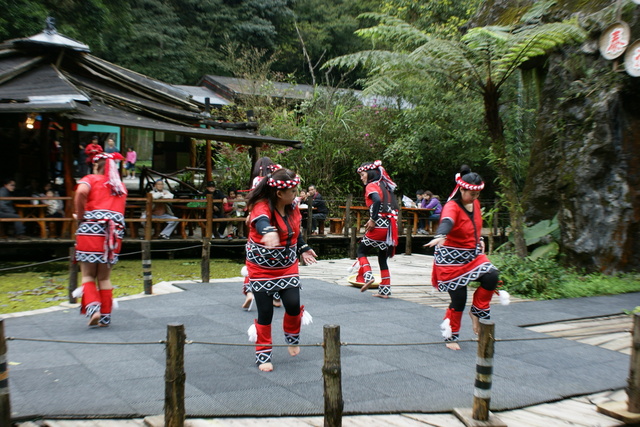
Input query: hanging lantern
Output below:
<box><xmin>599</xmin><ymin>22</ymin><xmax>631</xmax><ymax>60</ymax></box>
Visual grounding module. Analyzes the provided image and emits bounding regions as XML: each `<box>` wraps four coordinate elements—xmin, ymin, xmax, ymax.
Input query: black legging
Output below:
<box><xmin>356</xmin><ymin>242</ymin><xmax>389</xmax><ymax>271</ymax></box>
<box><xmin>448</xmin><ymin>269</ymin><xmax>499</xmax><ymax>311</ymax></box>
<box><xmin>254</xmin><ymin>287</ymin><xmax>300</xmax><ymax>325</ymax></box>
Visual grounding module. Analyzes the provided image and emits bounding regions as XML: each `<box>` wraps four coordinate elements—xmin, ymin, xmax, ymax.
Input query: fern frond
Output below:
<box><xmin>355</xmin><ymin>13</ymin><xmax>430</xmax><ymax>50</ymax></box>
<box><xmin>495</xmin><ymin>22</ymin><xmax>586</xmax><ymax>85</ymax></box>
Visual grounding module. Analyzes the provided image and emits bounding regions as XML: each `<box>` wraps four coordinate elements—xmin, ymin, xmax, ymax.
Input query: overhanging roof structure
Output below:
<box><xmin>0</xmin><ymin>29</ymin><xmax>301</xmax><ymax>148</ymax></box>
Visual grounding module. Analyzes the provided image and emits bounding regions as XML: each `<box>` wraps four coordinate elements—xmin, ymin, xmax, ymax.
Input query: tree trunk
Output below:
<box><xmin>484</xmin><ymin>85</ymin><xmax>528</xmax><ymax>258</ymax></box>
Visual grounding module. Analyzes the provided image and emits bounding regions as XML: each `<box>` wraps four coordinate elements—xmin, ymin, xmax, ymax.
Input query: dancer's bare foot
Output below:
<box><xmin>88</xmin><ymin>311</ymin><xmax>100</xmax><ymax>327</ymax></box>
<box><xmin>288</xmin><ymin>345</ymin><xmax>300</xmax><ymax>357</ymax></box>
<box><xmin>273</xmin><ymin>299</ymin><xmax>282</xmax><ymax>307</ymax></box>
<box><xmin>469</xmin><ymin>311</ymin><xmax>480</xmax><ymax>335</ymax></box>
<box><xmin>241</xmin><ymin>293</ymin><xmax>254</xmax><ymax>309</ymax></box>
<box><xmin>446</xmin><ymin>342</ymin><xmax>461</xmax><ymax>351</ymax></box>
<box><xmin>258</xmin><ymin>362</ymin><xmax>273</xmax><ymax>372</ymax></box>
<box><xmin>372</xmin><ymin>294</ymin><xmax>389</xmax><ymax>299</ymax></box>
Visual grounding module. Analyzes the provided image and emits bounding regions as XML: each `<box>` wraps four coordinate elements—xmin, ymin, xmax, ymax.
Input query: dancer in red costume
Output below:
<box><xmin>245</xmin><ymin>168</ymin><xmax>317</xmax><ymax>371</ymax></box>
<box><xmin>426</xmin><ymin>165</ymin><xmax>506</xmax><ymax>350</ymax></box>
<box><xmin>354</xmin><ymin>160</ymin><xmax>399</xmax><ymax>298</ymax></box>
<box><xmin>73</xmin><ymin>152</ymin><xmax>127</xmax><ymax>327</ymax></box>
<box><xmin>241</xmin><ymin>157</ymin><xmax>283</xmax><ymax>310</ymax></box>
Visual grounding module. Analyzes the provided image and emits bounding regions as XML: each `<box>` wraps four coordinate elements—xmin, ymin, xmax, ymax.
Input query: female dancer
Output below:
<box><xmin>73</xmin><ymin>152</ymin><xmax>127</xmax><ymax>327</ymax></box>
<box><xmin>242</xmin><ymin>157</ymin><xmax>284</xmax><ymax>309</ymax></box>
<box><xmin>245</xmin><ymin>167</ymin><xmax>317</xmax><ymax>371</ymax></box>
<box><xmin>426</xmin><ymin>165</ymin><xmax>506</xmax><ymax>350</ymax></box>
<box><xmin>354</xmin><ymin>160</ymin><xmax>399</xmax><ymax>298</ymax></box>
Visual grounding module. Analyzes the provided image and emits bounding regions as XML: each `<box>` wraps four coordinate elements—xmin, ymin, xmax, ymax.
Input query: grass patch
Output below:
<box><xmin>0</xmin><ymin>259</ymin><xmax>244</xmax><ymax>314</ymax></box>
<box><xmin>490</xmin><ymin>253</ymin><xmax>640</xmax><ymax>299</ymax></box>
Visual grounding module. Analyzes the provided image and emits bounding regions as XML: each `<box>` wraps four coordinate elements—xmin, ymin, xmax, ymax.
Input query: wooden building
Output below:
<box><xmin>0</xmin><ymin>20</ymin><xmax>301</xmax><ymax>199</ymax></box>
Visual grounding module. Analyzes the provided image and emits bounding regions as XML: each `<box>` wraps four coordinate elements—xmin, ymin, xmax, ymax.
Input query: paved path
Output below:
<box><xmin>8</xmin><ymin>254</ymin><xmax>638</xmax><ymax>426</ymax></box>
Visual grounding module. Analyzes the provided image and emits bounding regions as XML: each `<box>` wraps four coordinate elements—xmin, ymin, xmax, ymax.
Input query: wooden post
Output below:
<box><xmin>201</xmin><ymin>238</ymin><xmax>210</xmax><ymax>283</ymax></box>
<box><xmin>306</xmin><ymin>205</ymin><xmax>313</xmax><ymax>240</ymax></box>
<box><xmin>0</xmin><ymin>319</ymin><xmax>10</xmax><ymax>427</ymax></box>
<box><xmin>68</xmin><ymin>246</ymin><xmax>78</xmax><ymax>303</ymax></box>
<box><xmin>145</xmin><ymin>193</ymin><xmax>153</xmax><ymax>241</ymax></box>
<box><xmin>165</xmin><ymin>323</ymin><xmax>186</xmax><ymax>427</ymax></box>
<box><xmin>405</xmin><ymin>222</ymin><xmax>412</xmax><ymax>255</ymax></box>
<box><xmin>142</xmin><ymin>241</ymin><xmax>152</xmax><ymax>295</ymax></box>
<box><xmin>205</xmin><ymin>194</ymin><xmax>213</xmax><ymax>239</ymax></box>
<box><xmin>396</xmin><ymin>196</ymin><xmax>404</xmax><ymax>236</ymax></box>
<box><xmin>323</xmin><ymin>325</ymin><xmax>343</xmax><ymax>427</ymax></box>
<box><xmin>597</xmin><ymin>312</ymin><xmax>640</xmax><ymax>423</ymax></box>
<box><xmin>473</xmin><ymin>320</ymin><xmax>495</xmax><ymax>421</ymax></box>
<box><xmin>629</xmin><ymin>313</ymin><xmax>640</xmax><ymax>412</ymax></box>
<box><xmin>343</xmin><ymin>195</ymin><xmax>352</xmax><ymax>238</ymax></box>
<box><xmin>453</xmin><ymin>319</ymin><xmax>506</xmax><ymax>426</ymax></box>
<box><xmin>349</xmin><ymin>226</ymin><xmax>357</xmax><ymax>259</ymax></box>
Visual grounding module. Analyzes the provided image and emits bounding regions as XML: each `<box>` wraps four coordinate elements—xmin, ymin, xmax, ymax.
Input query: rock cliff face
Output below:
<box><xmin>474</xmin><ymin>0</ymin><xmax>640</xmax><ymax>272</ymax></box>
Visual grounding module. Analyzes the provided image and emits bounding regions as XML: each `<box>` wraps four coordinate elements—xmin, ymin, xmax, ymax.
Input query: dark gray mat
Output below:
<box><xmin>4</xmin><ymin>279</ymin><xmax>638</xmax><ymax>418</ymax></box>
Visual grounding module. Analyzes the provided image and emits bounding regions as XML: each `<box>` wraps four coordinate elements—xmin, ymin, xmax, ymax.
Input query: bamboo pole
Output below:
<box><xmin>68</xmin><ymin>246</ymin><xmax>78</xmax><ymax>303</ymax></box>
<box><xmin>0</xmin><ymin>319</ymin><xmax>9</xmax><ymax>427</ymax></box>
<box><xmin>142</xmin><ymin>241</ymin><xmax>152</xmax><ymax>295</ymax></box>
<box><xmin>165</xmin><ymin>323</ymin><xmax>186</xmax><ymax>427</ymax></box>
<box><xmin>323</xmin><ymin>325</ymin><xmax>343</xmax><ymax>427</ymax></box>
<box><xmin>306</xmin><ymin>205</ymin><xmax>313</xmax><ymax>240</ymax></box>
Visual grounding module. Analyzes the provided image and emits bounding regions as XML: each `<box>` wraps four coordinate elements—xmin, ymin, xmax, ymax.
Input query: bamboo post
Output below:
<box><xmin>68</xmin><ymin>246</ymin><xmax>78</xmax><ymax>303</ymax></box>
<box><xmin>343</xmin><ymin>195</ymin><xmax>352</xmax><ymax>238</ymax></box>
<box><xmin>349</xmin><ymin>226</ymin><xmax>357</xmax><ymax>259</ymax></box>
<box><xmin>405</xmin><ymin>222</ymin><xmax>412</xmax><ymax>255</ymax></box>
<box><xmin>165</xmin><ymin>323</ymin><xmax>186</xmax><ymax>427</ymax></box>
<box><xmin>454</xmin><ymin>320</ymin><xmax>506</xmax><ymax>426</ymax></box>
<box><xmin>397</xmin><ymin>196</ymin><xmax>404</xmax><ymax>236</ymax></box>
<box><xmin>201</xmin><ymin>238</ymin><xmax>210</xmax><ymax>283</ymax></box>
<box><xmin>142</xmin><ymin>241</ymin><xmax>152</xmax><ymax>295</ymax></box>
<box><xmin>0</xmin><ymin>319</ymin><xmax>10</xmax><ymax>427</ymax></box>
<box><xmin>323</xmin><ymin>325</ymin><xmax>343</xmax><ymax>427</ymax></box>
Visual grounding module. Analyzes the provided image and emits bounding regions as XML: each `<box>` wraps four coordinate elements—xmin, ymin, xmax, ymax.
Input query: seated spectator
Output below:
<box><xmin>142</xmin><ymin>180</ymin><xmax>178</xmax><ymax>239</ymax></box>
<box><xmin>414</xmin><ymin>189</ymin><xmax>424</xmax><ymax>209</ymax></box>
<box><xmin>203</xmin><ymin>181</ymin><xmax>228</xmax><ymax>238</ymax></box>
<box><xmin>0</xmin><ymin>179</ymin><xmax>28</xmax><ymax>239</ymax></box>
<box><xmin>418</xmin><ymin>190</ymin><xmax>443</xmax><ymax>234</ymax></box>
<box><xmin>306</xmin><ymin>184</ymin><xmax>328</xmax><ymax>234</ymax></box>
<box><xmin>296</xmin><ymin>189</ymin><xmax>308</xmax><ymax>208</ymax></box>
<box><xmin>43</xmin><ymin>189</ymin><xmax>64</xmax><ymax>237</ymax></box>
<box><xmin>225</xmin><ymin>190</ymin><xmax>247</xmax><ymax>238</ymax></box>
<box><xmin>125</xmin><ymin>147</ymin><xmax>137</xmax><ymax>180</ymax></box>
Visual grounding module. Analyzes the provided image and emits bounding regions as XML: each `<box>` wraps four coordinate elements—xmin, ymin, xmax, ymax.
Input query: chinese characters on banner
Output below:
<box><xmin>599</xmin><ymin>23</ymin><xmax>630</xmax><ymax>60</ymax></box>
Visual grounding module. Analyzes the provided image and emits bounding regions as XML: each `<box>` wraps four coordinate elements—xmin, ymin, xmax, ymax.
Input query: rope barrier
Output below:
<box><xmin>5</xmin><ymin>328</ymin><xmax>630</xmax><ymax>348</ymax></box>
<box><xmin>0</xmin><ymin>241</ymin><xmax>246</xmax><ymax>272</ymax></box>
<box><xmin>7</xmin><ymin>337</ymin><xmax>164</xmax><ymax>345</ymax></box>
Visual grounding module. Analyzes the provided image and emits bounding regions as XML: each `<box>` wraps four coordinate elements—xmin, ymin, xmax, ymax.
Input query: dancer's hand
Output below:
<box><xmin>261</xmin><ymin>231</ymin><xmax>279</xmax><ymax>248</ymax></box>
<box><xmin>364</xmin><ymin>219</ymin><xmax>374</xmax><ymax>232</ymax></box>
<box><xmin>424</xmin><ymin>236</ymin><xmax>445</xmax><ymax>248</ymax></box>
<box><xmin>301</xmin><ymin>249</ymin><xmax>318</xmax><ymax>265</ymax></box>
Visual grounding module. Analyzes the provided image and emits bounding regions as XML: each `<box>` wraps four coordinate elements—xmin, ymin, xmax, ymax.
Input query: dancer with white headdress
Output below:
<box><xmin>353</xmin><ymin>160</ymin><xmax>399</xmax><ymax>298</ymax></box>
<box><xmin>426</xmin><ymin>165</ymin><xmax>508</xmax><ymax>350</ymax></box>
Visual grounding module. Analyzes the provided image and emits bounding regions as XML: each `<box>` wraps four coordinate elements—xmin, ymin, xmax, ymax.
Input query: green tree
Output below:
<box><xmin>326</xmin><ymin>14</ymin><xmax>586</xmax><ymax>257</ymax></box>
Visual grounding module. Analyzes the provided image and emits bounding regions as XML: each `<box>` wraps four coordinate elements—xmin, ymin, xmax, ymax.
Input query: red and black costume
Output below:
<box><xmin>74</xmin><ymin>153</ymin><xmax>127</xmax><ymax>327</ymax></box>
<box><xmin>432</xmin><ymin>173</ymin><xmax>500</xmax><ymax>343</ymax></box>
<box><xmin>355</xmin><ymin>160</ymin><xmax>398</xmax><ymax>297</ymax></box>
<box><xmin>246</xmin><ymin>173</ymin><xmax>313</xmax><ymax>366</ymax></box>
